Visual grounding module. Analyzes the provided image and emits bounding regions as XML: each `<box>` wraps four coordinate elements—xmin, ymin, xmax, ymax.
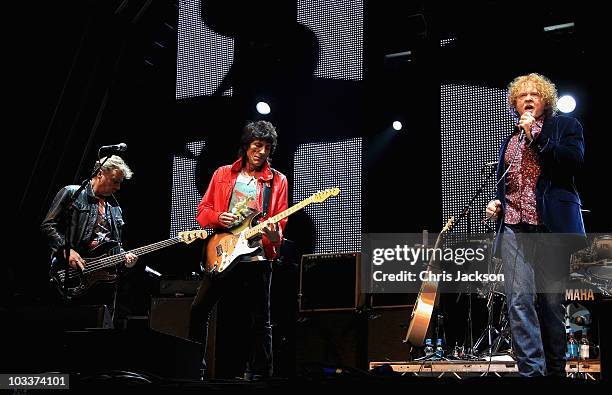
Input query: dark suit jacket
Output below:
<box><xmin>494</xmin><ymin>115</ymin><xmax>586</xmax><ymax>252</ymax></box>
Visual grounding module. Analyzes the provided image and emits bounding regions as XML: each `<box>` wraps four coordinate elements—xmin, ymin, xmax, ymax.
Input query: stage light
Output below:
<box><xmin>256</xmin><ymin>101</ymin><xmax>271</xmax><ymax>115</ymax></box>
<box><xmin>392</xmin><ymin>121</ymin><xmax>403</xmax><ymax>131</ymax></box>
<box><xmin>557</xmin><ymin>95</ymin><xmax>576</xmax><ymax>113</ymax></box>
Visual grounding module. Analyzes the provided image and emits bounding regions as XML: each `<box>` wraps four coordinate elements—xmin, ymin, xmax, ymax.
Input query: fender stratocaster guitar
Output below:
<box><xmin>203</xmin><ymin>188</ymin><xmax>340</xmax><ymax>276</ymax></box>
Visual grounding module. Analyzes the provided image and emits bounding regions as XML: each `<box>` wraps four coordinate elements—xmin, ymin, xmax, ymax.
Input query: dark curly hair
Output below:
<box><xmin>238</xmin><ymin>120</ymin><xmax>278</xmax><ymax>161</ymax></box>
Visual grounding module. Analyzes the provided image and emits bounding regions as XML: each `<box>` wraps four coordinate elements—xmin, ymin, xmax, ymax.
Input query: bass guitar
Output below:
<box><xmin>50</xmin><ymin>230</ymin><xmax>207</xmax><ymax>301</ymax></box>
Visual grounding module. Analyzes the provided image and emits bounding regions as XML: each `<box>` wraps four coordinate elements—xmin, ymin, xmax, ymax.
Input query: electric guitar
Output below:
<box><xmin>50</xmin><ymin>230</ymin><xmax>207</xmax><ymax>301</ymax></box>
<box><xmin>203</xmin><ymin>188</ymin><xmax>340</xmax><ymax>276</ymax></box>
<box><xmin>404</xmin><ymin>217</ymin><xmax>454</xmax><ymax>346</ymax></box>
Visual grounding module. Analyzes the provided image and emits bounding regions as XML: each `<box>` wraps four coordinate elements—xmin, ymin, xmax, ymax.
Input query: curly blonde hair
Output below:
<box><xmin>507</xmin><ymin>73</ymin><xmax>558</xmax><ymax>117</ymax></box>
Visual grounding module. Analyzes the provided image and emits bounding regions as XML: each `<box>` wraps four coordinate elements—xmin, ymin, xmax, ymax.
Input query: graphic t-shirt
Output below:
<box><xmin>228</xmin><ymin>172</ymin><xmax>265</xmax><ymax>261</ymax></box>
<box><xmin>87</xmin><ymin>199</ymin><xmax>113</xmax><ymax>252</ymax></box>
<box><xmin>228</xmin><ymin>172</ymin><xmax>258</xmax><ymax>228</ymax></box>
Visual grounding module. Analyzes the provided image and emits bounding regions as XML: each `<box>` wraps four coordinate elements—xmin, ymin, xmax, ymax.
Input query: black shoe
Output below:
<box><xmin>242</xmin><ymin>372</ymin><xmax>268</xmax><ymax>381</ymax></box>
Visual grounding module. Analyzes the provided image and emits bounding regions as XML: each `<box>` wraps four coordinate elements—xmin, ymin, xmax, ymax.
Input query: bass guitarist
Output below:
<box><xmin>41</xmin><ymin>155</ymin><xmax>138</xmax><ymax>321</ymax></box>
<box><xmin>190</xmin><ymin>120</ymin><xmax>288</xmax><ymax>381</ymax></box>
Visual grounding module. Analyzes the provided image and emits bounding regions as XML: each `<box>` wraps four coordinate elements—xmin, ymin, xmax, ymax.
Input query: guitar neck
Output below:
<box><xmin>83</xmin><ymin>237</ymin><xmax>183</xmax><ymax>274</ymax></box>
<box><xmin>245</xmin><ymin>197</ymin><xmax>313</xmax><ymax>239</ymax></box>
<box><xmin>425</xmin><ymin>218</ymin><xmax>454</xmax><ymax>272</ymax></box>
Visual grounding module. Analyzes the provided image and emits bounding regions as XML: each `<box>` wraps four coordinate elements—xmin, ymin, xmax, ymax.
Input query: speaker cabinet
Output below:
<box><xmin>295</xmin><ymin>310</ymin><xmax>368</xmax><ymax>370</ymax></box>
<box><xmin>367</xmin><ymin>307</ymin><xmax>413</xmax><ymax>362</ymax></box>
<box><xmin>299</xmin><ymin>252</ymin><xmax>364</xmax><ymax>312</ymax></box>
<box><xmin>149</xmin><ymin>296</ymin><xmax>224</xmax><ymax>378</ymax></box>
<box><xmin>149</xmin><ymin>297</ymin><xmax>193</xmax><ymax>339</ymax></box>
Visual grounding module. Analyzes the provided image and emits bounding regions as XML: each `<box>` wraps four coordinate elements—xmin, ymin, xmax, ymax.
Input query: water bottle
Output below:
<box><xmin>579</xmin><ymin>331</ymin><xmax>590</xmax><ymax>360</ymax></box>
<box><xmin>435</xmin><ymin>338</ymin><xmax>445</xmax><ymax>359</ymax></box>
<box><xmin>424</xmin><ymin>338</ymin><xmax>434</xmax><ymax>358</ymax></box>
<box><xmin>567</xmin><ymin>330</ymin><xmax>578</xmax><ymax>359</ymax></box>
<box><xmin>452</xmin><ymin>342</ymin><xmax>460</xmax><ymax>359</ymax></box>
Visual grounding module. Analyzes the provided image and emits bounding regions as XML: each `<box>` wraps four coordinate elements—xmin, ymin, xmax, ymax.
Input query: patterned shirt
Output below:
<box><xmin>504</xmin><ymin>119</ymin><xmax>543</xmax><ymax>225</ymax></box>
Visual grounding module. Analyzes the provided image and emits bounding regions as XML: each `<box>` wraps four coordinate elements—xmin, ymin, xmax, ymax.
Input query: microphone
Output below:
<box><xmin>516</xmin><ymin>111</ymin><xmax>533</xmax><ymax>141</ymax></box>
<box><xmin>99</xmin><ymin>143</ymin><xmax>127</xmax><ymax>153</ymax></box>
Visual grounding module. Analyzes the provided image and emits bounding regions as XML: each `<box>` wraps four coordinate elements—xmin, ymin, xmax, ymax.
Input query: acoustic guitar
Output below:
<box><xmin>404</xmin><ymin>217</ymin><xmax>454</xmax><ymax>346</ymax></box>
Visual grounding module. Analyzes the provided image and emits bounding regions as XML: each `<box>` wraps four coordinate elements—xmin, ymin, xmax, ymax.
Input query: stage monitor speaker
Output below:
<box><xmin>299</xmin><ymin>252</ymin><xmax>364</xmax><ymax>312</ymax></box>
<box><xmin>295</xmin><ymin>310</ymin><xmax>368</xmax><ymax>371</ymax></box>
<box><xmin>367</xmin><ymin>307</ymin><xmax>413</xmax><ymax>362</ymax></box>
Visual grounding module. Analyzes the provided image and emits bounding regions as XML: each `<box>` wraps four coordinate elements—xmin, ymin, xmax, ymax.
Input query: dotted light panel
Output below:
<box><xmin>176</xmin><ymin>0</ymin><xmax>234</xmax><ymax>99</ymax></box>
<box><xmin>441</xmin><ymin>84</ymin><xmax>514</xmax><ymax>234</ymax></box>
<box><xmin>297</xmin><ymin>0</ymin><xmax>363</xmax><ymax>81</ymax></box>
<box><xmin>440</xmin><ymin>37</ymin><xmax>456</xmax><ymax>47</ymax></box>
<box><xmin>293</xmin><ymin>138</ymin><xmax>362</xmax><ymax>253</ymax></box>
<box><xmin>170</xmin><ymin>141</ymin><xmax>206</xmax><ymax>237</ymax></box>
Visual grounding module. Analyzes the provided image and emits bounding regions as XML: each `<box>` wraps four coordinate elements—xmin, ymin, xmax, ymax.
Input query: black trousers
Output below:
<box><xmin>189</xmin><ymin>261</ymin><xmax>273</xmax><ymax>378</ymax></box>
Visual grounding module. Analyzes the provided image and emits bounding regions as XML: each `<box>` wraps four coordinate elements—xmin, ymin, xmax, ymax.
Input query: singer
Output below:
<box><xmin>485</xmin><ymin>73</ymin><xmax>586</xmax><ymax>377</ymax></box>
<box><xmin>41</xmin><ymin>155</ymin><xmax>138</xmax><ymax>323</ymax></box>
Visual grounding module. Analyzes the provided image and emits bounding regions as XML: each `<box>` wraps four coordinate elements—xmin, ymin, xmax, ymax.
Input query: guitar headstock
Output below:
<box><xmin>311</xmin><ymin>187</ymin><xmax>340</xmax><ymax>203</ymax></box>
<box><xmin>178</xmin><ymin>230</ymin><xmax>208</xmax><ymax>244</ymax></box>
<box><xmin>442</xmin><ymin>216</ymin><xmax>455</xmax><ymax>233</ymax></box>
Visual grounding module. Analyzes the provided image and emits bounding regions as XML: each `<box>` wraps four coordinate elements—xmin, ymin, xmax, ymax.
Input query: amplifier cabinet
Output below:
<box><xmin>299</xmin><ymin>252</ymin><xmax>364</xmax><ymax>312</ymax></box>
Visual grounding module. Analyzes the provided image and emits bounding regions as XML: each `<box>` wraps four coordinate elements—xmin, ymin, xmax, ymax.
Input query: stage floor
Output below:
<box><xmin>369</xmin><ymin>359</ymin><xmax>601</xmax><ymax>380</ymax></box>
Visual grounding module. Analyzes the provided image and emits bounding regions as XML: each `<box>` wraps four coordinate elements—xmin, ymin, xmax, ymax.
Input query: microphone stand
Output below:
<box><xmin>452</xmin><ymin>163</ymin><xmax>497</xmax><ymax>232</ymax></box>
<box><xmin>450</xmin><ymin>163</ymin><xmax>497</xmax><ymax>359</ymax></box>
<box><xmin>57</xmin><ymin>155</ymin><xmax>112</xmax><ymax>289</ymax></box>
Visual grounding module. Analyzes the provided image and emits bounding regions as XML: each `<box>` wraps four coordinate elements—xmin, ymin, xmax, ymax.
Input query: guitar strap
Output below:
<box><xmin>262</xmin><ymin>169</ymin><xmax>274</xmax><ymax>218</ymax></box>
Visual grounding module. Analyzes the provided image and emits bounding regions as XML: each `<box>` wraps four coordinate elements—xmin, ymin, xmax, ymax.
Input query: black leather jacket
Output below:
<box><xmin>41</xmin><ymin>182</ymin><xmax>125</xmax><ymax>255</ymax></box>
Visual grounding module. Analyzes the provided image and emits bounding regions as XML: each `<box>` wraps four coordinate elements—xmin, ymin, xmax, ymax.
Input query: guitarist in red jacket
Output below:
<box><xmin>190</xmin><ymin>120</ymin><xmax>289</xmax><ymax>381</ymax></box>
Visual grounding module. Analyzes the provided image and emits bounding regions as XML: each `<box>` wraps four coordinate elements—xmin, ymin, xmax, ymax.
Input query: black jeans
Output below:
<box><xmin>189</xmin><ymin>261</ymin><xmax>273</xmax><ymax>378</ymax></box>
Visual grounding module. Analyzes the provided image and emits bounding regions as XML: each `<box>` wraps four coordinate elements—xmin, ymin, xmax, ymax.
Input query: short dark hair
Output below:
<box><xmin>238</xmin><ymin>120</ymin><xmax>278</xmax><ymax>160</ymax></box>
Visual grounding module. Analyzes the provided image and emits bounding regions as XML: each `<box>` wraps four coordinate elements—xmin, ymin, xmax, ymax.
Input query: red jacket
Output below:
<box><xmin>196</xmin><ymin>158</ymin><xmax>289</xmax><ymax>259</ymax></box>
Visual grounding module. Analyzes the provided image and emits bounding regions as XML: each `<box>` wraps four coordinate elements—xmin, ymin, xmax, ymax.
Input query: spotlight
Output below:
<box><xmin>557</xmin><ymin>95</ymin><xmax>576</xmax><ymax>113</ymax></box>
<box><xmin>256</xmin><ymin>101</ymin><xmax>271</xmax><ymax>115</ymax></box>
<box><xmin>392</xmin><ymin>121</ymin><xmax>402</xmax><ymax>131</ymax></box>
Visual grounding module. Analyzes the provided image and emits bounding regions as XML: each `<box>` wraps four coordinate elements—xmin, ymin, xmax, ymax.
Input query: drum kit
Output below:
<box><xmin>571</xmin><ymin>235</ymin><xmax>612</xmax><ymax>297</ymax></box>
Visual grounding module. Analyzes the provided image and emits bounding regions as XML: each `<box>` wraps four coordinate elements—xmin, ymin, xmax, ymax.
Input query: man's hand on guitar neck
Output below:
<box><xmin>125</xmin><ymin>253</ymin><xmax>138</xmax><ymax>268</ymax></box>
<box><xmin>261</xmin><ymin>221</ymin><xmax>280</xmax><ymax>244</ymax></box>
